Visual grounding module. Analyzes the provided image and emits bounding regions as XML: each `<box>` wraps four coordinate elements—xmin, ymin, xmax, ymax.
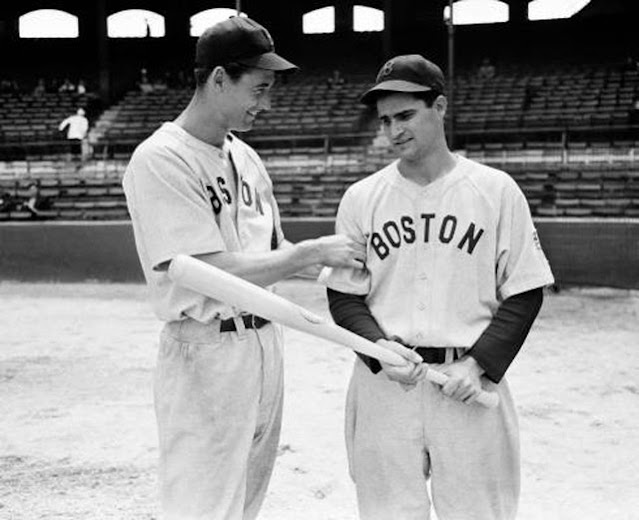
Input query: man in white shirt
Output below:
<box><xmin>58</xmin><ymin>108</ymin><xmax>89</xmax><ymax>159</ymax></box>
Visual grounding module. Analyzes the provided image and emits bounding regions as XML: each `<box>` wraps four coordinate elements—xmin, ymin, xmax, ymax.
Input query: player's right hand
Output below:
<box><xmin>316</xmin><ymin>234</ymin><xmax>366</xmax><ymax>269</ymax></box>
<box><xmin>377</xmin><ymin>339</ymin><xmax>425</xmax><ymax>387</ymax></box>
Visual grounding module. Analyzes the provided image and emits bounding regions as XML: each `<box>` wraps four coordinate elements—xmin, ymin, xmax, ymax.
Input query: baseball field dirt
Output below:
<box><xmin>0</xmin><ymin>281</ymin><xmax>638</xmax><ymax>519</ymax></box>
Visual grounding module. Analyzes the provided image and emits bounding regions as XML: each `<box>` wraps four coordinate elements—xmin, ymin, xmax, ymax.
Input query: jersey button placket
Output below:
<box><xmin>420</xmin><ymin>215</ymin><xmax>434</xmax><ymax>342</ymax></box>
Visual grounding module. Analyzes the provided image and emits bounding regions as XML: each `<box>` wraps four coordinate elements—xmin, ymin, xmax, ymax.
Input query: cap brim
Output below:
<box><xmin>239</xmin><ymin>52</ymin><xmax>299</xmax><ymax>72</ymax></box>
<box><xmin>360</xmin><ymin>80</ymin><xmax>433</xmax><ymax>104</ymax></box>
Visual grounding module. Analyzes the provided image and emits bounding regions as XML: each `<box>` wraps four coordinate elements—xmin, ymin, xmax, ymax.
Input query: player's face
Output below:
<box><xmin>224</xmin><ymin>68</ymin><xmax>275</xmax><ymax>132</ymax></box>
<box><xmin>377</xmin><ymin>93</ymin><xmax>446</xmax><ymax>163</ymax></box>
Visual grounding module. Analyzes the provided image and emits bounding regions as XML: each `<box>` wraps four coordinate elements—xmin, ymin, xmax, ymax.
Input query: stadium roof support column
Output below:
<box><xmin>82</xmin><ymin>0</ymin><xmax>110</xmax><ymax>104</ymax></box>
<box><xmin>245</xmin><ymin>3</ymin><xmax>300</xmax><ymax>51</ymax></box>
<box><xmin>164</xmin><ymin>6</ymin><xmax>191</xmax><ymax>69</ymax></box>
<box><xmin>0</xmin><ymin>7</ymin><xmax>19</xmax><ymax>45</ymax></box>
<box><xmin>509</xmin><ymin>0</ymin><xmax>529</xmax><ymax>24</ymax></box>
<box><xmin>506</xmin><ymin>0</ymin><xmax>532</xmax><ymax>62</ymax></box>
<box><xmin>335</xmin><ymin>1</ymin><xmax>354</xmax><ymax>34</ymax></box>
<box><xmin>383</xmin><ymin>0</ymin><xmax>393</xmax><ymax>59</ymax></box>
<box><xmin>0</xmin><ymin>5</ymin><xmax>20</xmax><ymax>71</ymax></box>
<box><xmin>384</xmin><ymin>0</ymin><xmax>447</xmax><ymax>62</ymax></box>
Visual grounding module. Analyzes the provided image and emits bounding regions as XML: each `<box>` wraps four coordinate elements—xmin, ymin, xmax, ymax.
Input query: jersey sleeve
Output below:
<box><xmin>124</xmin><ymin>145</ymin><xmax>226</xmax><ymax>270</ymax></box>
<box><xmin>320</xmin><ymin>187</ymin><xmax>371</xmax><ymax>295</ymax></box>
<box><xmin>495</xmin><ymin>180</ymin><xmax>555</xmax><ymax>300</ymax></box>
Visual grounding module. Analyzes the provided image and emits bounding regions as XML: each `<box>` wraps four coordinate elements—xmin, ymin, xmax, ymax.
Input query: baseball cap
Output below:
<box><xmin>360</xmin><ymin>54</ymin><xmax>445</xmax><ymax>105</ymax></box>
<box><xmin>195</xmin><ymin>16</ymin><xmax>298</xmax><ymax>72</ymax></box>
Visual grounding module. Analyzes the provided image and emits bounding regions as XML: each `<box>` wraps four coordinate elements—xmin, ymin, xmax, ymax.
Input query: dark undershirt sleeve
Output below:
<box><xmin>326</xmin><ymin>288</ymin><xmax>384</xmax><ymax>374</ymax></box>
<box><xmin>328</xmin><ymin>287</ymin><xmax>544</xmax><ymax>380</ymax></box>
<box><xmin>467</xmin><ymin>287</ymin><xmax>544</xmax><ymax>383</ymax></box>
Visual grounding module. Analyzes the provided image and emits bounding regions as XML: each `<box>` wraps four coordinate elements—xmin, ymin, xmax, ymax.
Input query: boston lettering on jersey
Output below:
<box><xmin>206</xmin><ymin>176</ymin><xmax>264</xmax><ymax>216</ymax></box>
<box><xmin>370</xmin><ymin>213</ymin><xmax>484</xmax><ymax>260</ymax></box>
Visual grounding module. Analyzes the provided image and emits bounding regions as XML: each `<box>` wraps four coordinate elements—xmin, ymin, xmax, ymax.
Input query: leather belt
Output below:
<box><xmin>219</xmin><ymin>314</ymin><xmax>270</xmax><ymax>332</ymax></box>
<box><xmin>412</xmin><ymin>347</ymin><xmax>463</xmax><ymax>364</ymax></box>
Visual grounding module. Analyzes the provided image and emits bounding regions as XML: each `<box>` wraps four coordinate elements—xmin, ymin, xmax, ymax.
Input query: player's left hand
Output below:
<box><xmin>377</xmin><ymin>339</ymin><xmax>426</xmax><ymax>389</ymax></box>
<box><xmin>433</xmin><ymin>356</ymin><xmax>485</xmax><ymax>404</ymax></box>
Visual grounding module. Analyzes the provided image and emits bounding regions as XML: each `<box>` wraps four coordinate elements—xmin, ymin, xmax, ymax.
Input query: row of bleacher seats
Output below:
<box><xmin>93</xmin><ymin>78</ymin><xmax>365</xmax><ymax>143</ymax></box>
<box><xmin>1</xmin><ymin>146</ymin><xmax>637</xmax><ymax>220</ymax></box>
<box><xmin>1</xmin><ymin>63</ymin><xmax>637</xmax><ymax>147</ymax></box>
<box><xmin>452</xmin><ymin>65</ymin><xmax>638</xmax><ymax>130</ymax></box>
<box><xmin>0</xmin><ymin>92</ymin><xmax>92</xmax><ymax>143</ymax></box>
<box><xmin>0</xmin><ymin>175</ymin><xmax>128</xmax><ymax>221</ymax></box>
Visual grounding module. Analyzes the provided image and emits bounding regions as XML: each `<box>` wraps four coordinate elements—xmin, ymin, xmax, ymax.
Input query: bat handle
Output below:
<box><xmin>424</xmin><ymin>369</ymin><xmax>500</xmax><ymax>409</ymax></box>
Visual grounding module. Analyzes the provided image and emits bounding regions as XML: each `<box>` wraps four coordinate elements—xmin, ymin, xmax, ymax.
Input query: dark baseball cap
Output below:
<box><xmin>195</xmin><ymin>16</ymin><xmax>298</xmax><ymax>72</ymax></box>
<box><xmin>360</xmin><ymin>54</ymin><xmax>445</xmax><ymax>105</ymax></box>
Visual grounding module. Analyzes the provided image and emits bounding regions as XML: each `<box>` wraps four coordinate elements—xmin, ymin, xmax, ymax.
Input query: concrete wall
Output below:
<box><xmin>0</xmin><ymin>219</ymin><xmax>637</xmax><ymax>288</ymax></box>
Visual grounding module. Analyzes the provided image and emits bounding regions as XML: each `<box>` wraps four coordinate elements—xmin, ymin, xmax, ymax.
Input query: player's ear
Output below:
<box><xmin>434</xmin><ymin>95</ymin><xmax>447</xmax><ymax>119</ymax></box>
<box><xmin>210</xmin><ymin>66</ymin><xmax>226</xmax><ymax>91</ymax></box>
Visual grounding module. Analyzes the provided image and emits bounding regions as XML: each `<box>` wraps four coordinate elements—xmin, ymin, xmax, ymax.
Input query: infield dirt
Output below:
<box><xmin>1</xmin><ymin>281</ymin><xmax>638</xmax><ymax>519</ymax></box>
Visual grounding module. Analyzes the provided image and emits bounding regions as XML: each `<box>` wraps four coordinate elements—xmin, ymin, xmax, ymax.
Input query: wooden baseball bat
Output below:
<box><xmin>167</xmin><ymin>255</ymin><xmax>499</xmax><ymax>408</ymax></box>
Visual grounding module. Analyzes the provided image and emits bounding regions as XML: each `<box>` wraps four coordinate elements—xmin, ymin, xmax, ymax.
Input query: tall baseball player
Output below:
<box><xmin>122</xmin><ymin>17</ymin><xmax>368</xmax><ymax>520</ymax></box>
<box><xmin>323</xmin><ymin>55</ymin><xmax>555</xmax><ymax>520</ymax></box>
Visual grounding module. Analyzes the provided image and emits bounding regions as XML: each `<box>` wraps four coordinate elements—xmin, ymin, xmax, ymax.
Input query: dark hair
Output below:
<box><xmin>413</xmin><ymin>90</ymin><xmax>443</xmax><ymax>107</ymax></box>
<box><xmin>194</xmin><ymin>62</ymin><xmax>252</xmax><ymax>87</ymax></box>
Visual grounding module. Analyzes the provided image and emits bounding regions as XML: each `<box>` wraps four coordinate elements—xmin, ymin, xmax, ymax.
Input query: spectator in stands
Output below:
<box><xmin>138</xmin><ymin>67</ymin><xmax>154</xmax><ymax>93</ymax></box>
<box><xmin>176</xmin><ymin>69</ymin><xmax>188</xmax><ymax>88</ymax></box>
<box><xmin>0</xmin><ymin>190</ymin><xmax>16</xmax><ymax>213</ymax></box>
<box><xmin>58</xmin><ymin>108</ymin><xmax>89</xmax><ymax>160</ymax></box>
<box><xmin>22</xmin><ymin>182</ymin><xmax>51</xmax><ymax>220</ymax></box>
<box><xmin>58</xmin><ymin>78</ymin><xmax>76</xmax><ymax>93</ymax></box>
<box><xmin>0</xmin><ymin>77</ymin><xmax>19</xmax><ymax>94</ymax></box>
<box><xmin>477</xmin><ymin>57</ymin><xmax>496</xmax><ymax>80</ymax></box>
<box><xmin>327</xmin><ymin>68</ymin><xmax>346</xmax><ymax>89</ymax></box>
<box><xmin>622</xmin><ymin>55</ymin><xmax>639</xmax><ymax>72</ymax></box>
<box><xmin>33</xmin><ymin>78</ymin><xmax>46</xmax><ymax>96</ymax></box>
<box><xmin>630</xmin><ymin>98</ymin><xmax>639</xmax><ymax>124</ymax></box>
<box><xmin>152</xmin><ymin>76</ymin><xmax>168</xmax><ymax>92</ymax></box>
<box><xmin>76</xmin><ymin>79</ymin><xmax>87</xmax><ymax>95</ymax></box>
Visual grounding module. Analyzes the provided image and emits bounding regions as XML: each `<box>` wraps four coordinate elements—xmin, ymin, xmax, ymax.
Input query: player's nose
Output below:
<box><xmin>258</xmin><ymin>93</ymin><xmax>271</xmax><ymax>112</ymax></box>
<box><xmin>389</xmin><ymin>120</ymin><xmax>405</xmax><ymax>139</ymax></box>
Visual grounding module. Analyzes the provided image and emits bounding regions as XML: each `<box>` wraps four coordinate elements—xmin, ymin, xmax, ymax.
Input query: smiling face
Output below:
<box><xmin>220</xmin><ymin>67</ymin><xmax>275</xmax><ymax>132</ymax></box>
<box><xmin>376</xmin><ymin>92</ymin><xmax>447</xmax><ymax>164</ymax></box>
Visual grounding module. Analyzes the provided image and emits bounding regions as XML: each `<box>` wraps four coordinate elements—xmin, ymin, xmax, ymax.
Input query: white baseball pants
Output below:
<box><xmin>346</xmin><ymin>357</ymin><xmax>520</xmax><ymax>520</ymax></box>
<box><xmin>154</xmin><ymin>318</ymin><xmax>284</xmax><ymax>520</ymax></box>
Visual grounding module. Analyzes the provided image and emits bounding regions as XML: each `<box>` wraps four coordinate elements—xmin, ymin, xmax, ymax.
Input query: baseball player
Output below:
<box><xmin>123</xmin><ymin>17</ymin><xmax>365</xmax><ymax>520</ymax></box>
<box><xmin>322</xmin><ymin>55</ymin><xmax>555</xmax><ymax>520</ymax></box>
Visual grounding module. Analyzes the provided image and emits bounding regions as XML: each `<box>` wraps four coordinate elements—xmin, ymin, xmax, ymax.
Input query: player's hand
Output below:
<box><xmin>315</xmin><ymin>234</ymin><xmax>366</xmax><ymax>269</ymax></box>
<box><xmin>377</xmin><ymin>339</ymin><xmax>425</xmax><ymax>389</ymax></box>
<box><xmin>432</xmin><ymin>356</ymin><xmax>485</xmax><ymax>404</ymax></box>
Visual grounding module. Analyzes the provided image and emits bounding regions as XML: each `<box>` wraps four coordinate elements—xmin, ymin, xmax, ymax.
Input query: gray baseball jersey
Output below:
<box><xmin>323</xmin><ymin>154</ymin><xmax>554</xmax><ymax>347</ymax></box>
<box><xmin>123</xmin><ymin>122</ymin><xmax>284</xmax><ymax>323</ymax></box>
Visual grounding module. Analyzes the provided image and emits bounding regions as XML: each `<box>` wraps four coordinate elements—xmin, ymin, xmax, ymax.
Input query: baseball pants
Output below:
<box><xmin>346</xmin><ymin>357</ymin><xmax>520</xmax><ymax>520</ymax></box>
<box><xmin>154</xmin><ymin>318</ymin><xmax>284</xmax><ymax>520</ymax></box>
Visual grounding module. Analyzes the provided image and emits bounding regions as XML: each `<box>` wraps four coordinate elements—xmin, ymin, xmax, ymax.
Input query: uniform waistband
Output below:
<box><xmin>164</xmin><ymin>314</ymin><xmax>270</xmax><ymax>343</ymax></box>
<box><xmin>412</xmin><ymin>346</ymin><xmax>467</xmax><ymax>364</ymax></box>
<box><xmin>220</xmin><ymin>314</ymin><xmax>270</xmax><ymax>332</ymax></box>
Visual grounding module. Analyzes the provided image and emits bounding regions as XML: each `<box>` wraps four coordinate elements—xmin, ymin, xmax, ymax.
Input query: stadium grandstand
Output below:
<box><xmin>0</xmin><ymin>0</ymin><xmax>637</xmax><ymax>287</ymax></box>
